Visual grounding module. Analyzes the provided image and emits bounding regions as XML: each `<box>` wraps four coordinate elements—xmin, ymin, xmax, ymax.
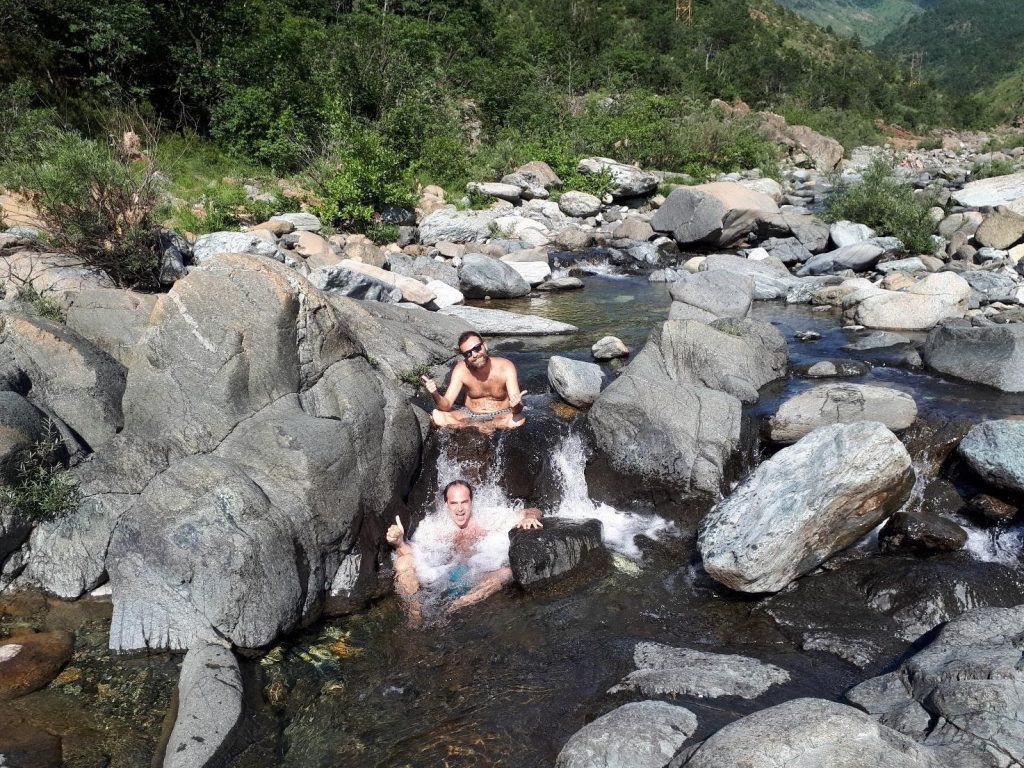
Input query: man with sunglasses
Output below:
<box><xmin>420</xmin><ymin>331</ymin><xmax>527</xmax><ymax>430</ymax></box>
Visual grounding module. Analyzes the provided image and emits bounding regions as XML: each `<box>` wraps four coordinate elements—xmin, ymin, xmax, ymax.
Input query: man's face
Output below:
<box><xmin>459</xmin><ymin>336</ymin><xmax>488</xmax><ymax>370</ymax></box>
<box><xmin>445</xmin><ymin>484</ymin><xmax>473</xmax><ymax>529</ymax></box>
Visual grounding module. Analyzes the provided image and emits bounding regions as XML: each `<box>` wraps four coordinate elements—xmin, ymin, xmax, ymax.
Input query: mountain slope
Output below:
<box><xmin>772</xmin><ymin>0</ymin><xmax>927</xmax><ymax>45</ymax></box>
<box><xmin>876</xmin><ymin>0</ymin><xmax>1024</xmax><ymax>93</ymax></box>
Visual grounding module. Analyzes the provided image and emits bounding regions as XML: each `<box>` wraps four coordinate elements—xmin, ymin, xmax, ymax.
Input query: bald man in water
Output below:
<box><xmin>420</xmin><ymin>331</ymin><xmax>526</xmax><ymax>430</ymax></box>
<box><xmin>386</xmin><ymin>480</ymin><xmax>542</xmax><ymax>620</ymax></box>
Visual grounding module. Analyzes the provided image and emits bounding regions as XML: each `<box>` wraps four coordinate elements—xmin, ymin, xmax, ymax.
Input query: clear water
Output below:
<box><xmin>232</xmin><ymin>273</ymin><xmax>1023</xmax><ymax>768</ymax></box>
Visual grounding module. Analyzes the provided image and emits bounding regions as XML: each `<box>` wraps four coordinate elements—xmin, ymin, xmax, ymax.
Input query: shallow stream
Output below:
<box><xmin>230</xmin><ymin>274</ymin><xmax>1024</xmax><ymax>767</ymax></box>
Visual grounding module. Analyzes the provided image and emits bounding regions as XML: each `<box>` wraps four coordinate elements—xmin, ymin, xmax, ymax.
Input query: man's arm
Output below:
<box><xmin>449</xmin><ymin>566</ymin><xmax>514</xmax><ymax>612</ymax></box>
<box><xmin>503</xmin><ymin>360</ymin><xmax>526</xmax><ymax>410</ymax></box>
<box><xmin>422</xmin><ymin>364</ymin><xmax>464</xmax><ymax>412</ymax></box>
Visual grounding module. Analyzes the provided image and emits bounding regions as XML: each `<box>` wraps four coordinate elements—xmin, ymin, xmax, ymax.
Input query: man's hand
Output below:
<box><xmin>385</xmin><ymin>515</ymin><xmax>405</xmax><ymax>547</ymax></box>
<box><xmin>420</xmin><ymin>375</ymin><xmax>438</xmax><ymax>394</ymax></box>
<box><xmin>509</xmin><ymin>389</ymin><xmax>528</xmax><ymax>408</ymax></box>
<box><xmin>515</xmin><ymin>507</ymin><xmax>543</xmax><ymax>530</ymax></box>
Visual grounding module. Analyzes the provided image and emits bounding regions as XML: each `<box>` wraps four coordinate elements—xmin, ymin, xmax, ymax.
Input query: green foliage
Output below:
<box><xmin>774</xmin><ymin>0</ymin><xmax>925</xmax><ymax>45</ymax></box>
<box><xmin>306</xmin><ymin>113</ymin><xmax>416</xmax><ymax>231</ymax></box>
<box><xmin>983</xmin><ymin>134</ymin><xmax>1024</xmax><ymax>153</ymax></box>
<box><xmin>0</xmin><ymin>86</ymin><xmax>162</xmax><ymax>289</ymax></box>
<box><xmin>779</xmin><ymin>105</ymin><xmax>884</xmax><ymax>151</ymax></box>
<box><xmin>824</xmin><ymin>159</ymin><xmax>936</xmax><ymax>254</ymax></box>
<box><xmin>16</xmin><ymin>285</ymin><xmax>65</xmax><ymax>323</ymax></box>
<box><xmin>916</xmin><ymin>137</ymin><xmax>943</xmax><ymax>150</ymax></box>
<box><xmin>365</xmin><ymin>222</ymin><xmax>400</xmax><ymax>246</ymax></box>
<box><xmin>970</xmin><ymin>158</ymin><xmax>1019</xmax><ymax>181</ymax></box>
<box><xmin>0</xmin><ymin>431</ymin><xmax>79</xmax><ymax>523</ymax></box>
<box><xmin>398</xmin><ymin>363</ymin><xmax>432</xmax><ymax>386</ymax></box>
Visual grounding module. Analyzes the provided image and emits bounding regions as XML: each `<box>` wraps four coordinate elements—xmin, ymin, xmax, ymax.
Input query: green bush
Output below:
<box><xmin>306</xmin><ymin>113</ymin><xmax>416</xmax><ymax>231</ymax></box>
<box><xmin>0</xmin><ymin>431</ymin><xmax>79</xmax><ymax>523</ymax></box>
<box><xmin>917</xmin><ymin>137</ymin><xmax>943</xmax><ymax>151</ymax></box>
<box><xmin>983</xmin><ymin>133</ymin><xmax>1024</xmax><ymax>152</ymax></box>
<box><xmin>970</xmin><ymin>158</ymin><xmax>1018</xmax><ymax>180</ymax></box>
<box><xmin>365</xmin><ymin>222</ymin><xmax>400</xmax><ymax>245</ymax></box>
<box><xmin>0</xmin><ymin>86</ymin><xmax>162</xmax><ymax>288</ymax></box>
<box><xmin>824</xmin><ymin>159</ymin><xmax>936</xmax><ymax>255</ymax></box>
<box><xmin>778</xmin><ymin>105</ymin><xmax>884</xmax><ymax>151</ymax></box>
<box><xmin>16</xmin><ymin>284</ymin><xmax>65</xmax><ymax>323</ymax></box>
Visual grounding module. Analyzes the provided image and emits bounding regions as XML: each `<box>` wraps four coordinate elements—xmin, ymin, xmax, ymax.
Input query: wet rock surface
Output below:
<box><xmin>877</xmin><ymin>511</ymin><xmax>968</xmax><ymax>554</ymax></box>
<box><xmin>768</xmin><ymin>383</ymin><xmax>917</xmax><ymax>442</ymax></box>
<box><xmin>509</xmin><ymin>518</ymin><xmax>606</xmax><ymax>589</ymax></box>
<box><xmin>608</xmin><ymin>642</ymin><xmax>790</xmax><ymax>700</ymax></box>
<box><xmin>0</xmin><ymin>629</ymin><xmax>73</xmax><ymax>700</ymax></box>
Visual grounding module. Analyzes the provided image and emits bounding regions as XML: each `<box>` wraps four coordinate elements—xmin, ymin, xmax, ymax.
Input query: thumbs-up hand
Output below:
<box><xmin>385</xmin><ymin>515</ymin><xmax>405</xmax><ymax>547</ymax></box>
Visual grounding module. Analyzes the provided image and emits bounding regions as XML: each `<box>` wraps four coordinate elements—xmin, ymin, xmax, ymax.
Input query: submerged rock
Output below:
<box><xmin>798</xmin><ymin>359</ymin><xmax>871</xmax><ymax>378</ymax></box>
<box><xmin>508</xmin><ymin>518</ymin><xmax>605</xmax><ymax>589</ymax></box>
<box><xmin>608</xmin><ymin>642</ymin><xmax>790</xmax><ymax>699</ymax></box>
<box><xmin>699</xmin><ymin>422</ymin><xmax>914</xmax><ymax>593</ymax></box>
<box><xmin>877</xmin><ymin>511</ymin><xmax>967</xmax><ymax>554</ymax></box>
<box><xmin>556</xmin><ymin>700</ymin><xmax>697</xmax><ymax>768</ymax></box>
<box><xmin>769</xmin><ymin>384</ymin><xmax>917</xmax><ymax>443</ymax></box>
<box><xmin>0</xmin><ymin>630</ymin><xmax>73</xmax><ymax>700</ymax></box>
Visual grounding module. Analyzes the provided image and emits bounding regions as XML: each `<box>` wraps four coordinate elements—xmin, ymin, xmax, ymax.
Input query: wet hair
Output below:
<box><xmin>443</xmin><ymin>480</ymin><xmax>474</xmax><ymax>502</ymax></box>
<box><xmin>457</xmin><ymin>330</ymin><xmax>483</xmax><ymax>349</ymax></box>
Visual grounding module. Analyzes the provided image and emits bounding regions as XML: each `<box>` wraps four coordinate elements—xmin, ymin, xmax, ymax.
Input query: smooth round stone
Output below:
<box><xmin>537</xmin><ymin>277</ymin><xmax>584</xmax><ymax>292</ymax></box>
<box><xmin>591</xmin><ymin>336</ymin><xmax>630</xmax><ymax>360</ymax></box>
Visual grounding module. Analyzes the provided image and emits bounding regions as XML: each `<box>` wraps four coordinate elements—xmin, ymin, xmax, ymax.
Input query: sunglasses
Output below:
<box><xmin>461</xmin><ymin>341</ymin><xmax>485</xmax><ymax>360</ymax></box>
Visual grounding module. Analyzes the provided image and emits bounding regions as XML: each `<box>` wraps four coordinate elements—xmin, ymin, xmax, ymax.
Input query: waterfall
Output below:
<box><xmin>405</xmin><ymin>430</ymin><xmax>678</xmax><ymax>605</ymax></box>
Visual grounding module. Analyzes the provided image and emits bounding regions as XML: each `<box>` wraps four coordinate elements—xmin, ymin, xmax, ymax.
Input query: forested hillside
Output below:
<box><xmin>876</xmin><ymin>0</ymin><xmax>1024</xmax><ymax>100</ymax></box>
<box><xmin>772</xmin><ymin>0</ymin><xmax>929</xmax><ymax>45</ymax></box>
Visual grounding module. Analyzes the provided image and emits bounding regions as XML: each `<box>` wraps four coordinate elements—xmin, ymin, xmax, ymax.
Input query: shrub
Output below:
<box><xmin>916</xmin><ymin>137</ymin><xmax>943</xmax><ymax>151</ymax></box>
<box><xmin>824</xmin><ymin>159</ymin><xmax>936</xmax><ymax>255</ymax></box>
<box><xmin>365</xmin><ymin>222</ymin><xmax>400</xmax><ymax>245</ymax></box>
<box><xmin>0</xmin><ymin>87</ymin><xmax>163</xmax><ymax>289</ymax></box>
<box><xmin>970</xmin><ymin>158</ymin><xmax>1018</xmax><ymax>180</ymax></box>
<box><xmin>16</xmin><ymin>284</ymin><xmax>65</xmax><ymax>322</ymax></box>
<box><xmin>983</xmin><ymin>133</ymin><xmax>1024</xmax><ymax>152</ymax></box>
<box><xmin>0</xmin><ymin>431</ymin><xmax>79</xmax><ymax>522</ymax></box>
<box><xmin>306</xmin><ymin>112</ymin><xmax>416</xmax><ymax>231</ymax></box>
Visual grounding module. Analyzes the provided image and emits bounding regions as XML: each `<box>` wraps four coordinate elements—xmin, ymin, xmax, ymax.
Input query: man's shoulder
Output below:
<box><xmin>489</xmin><ymin>356</ymin><xmax>517</xmax><ymax>371</ymax></box>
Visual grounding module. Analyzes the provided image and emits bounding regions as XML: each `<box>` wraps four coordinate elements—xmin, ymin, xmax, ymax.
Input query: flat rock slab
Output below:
<box><xmin>798</xmin><ymin>359</ymin><xmax>870</xmax><ymax>378</ymax></box>
<box><xmin>957</xmin><ymin>420</ymin><xmax>1024</xmax><ymax>494</ymax></box>
<box><xmin>923</xmin><ymin>322</ymin><xmax>1024</xmax><ymax>393</ymax></box>
<box><xmin>951</xmin><ymin>171</ymin><xmax>1024</xmax><ymax>211</ymax></box>
<box><xmin>842</xmin><ymin>331</ymin><xmax>913</xmax><ymax>351</ymax></box>
<box><xmin>439</xmin><ymin>305</ymin><xmax>578</xmax><ymax>335</ymax></box>
<box><xmin>509</xmin><ymin>518</ymin><xmax>605</xmax><ymax>589</ymax></box>
<box><xmin>608</xmin><ymin>642</ymin><xmax>790</xmax><ymax>699</ymax></box>
<box><xmin>0</xmin><ymin>630</ymin><xmax>73</xmax><ymax>700</ymax></box>
<box><xmin>769</xmin><ymin>383</ymin><xmax>917</xmax><ymax>443</ymax></box>
<box><xmin>555</xmin><ymin>700</ymin><xmax>697</xmax><ymax>768</ymax></box>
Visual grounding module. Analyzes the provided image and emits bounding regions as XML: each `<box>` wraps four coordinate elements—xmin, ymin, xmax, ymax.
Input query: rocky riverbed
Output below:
<box><xmin>2</xmin><ymin>135</ymin><xmax>1024</xmax><ymax>767</ymax></box>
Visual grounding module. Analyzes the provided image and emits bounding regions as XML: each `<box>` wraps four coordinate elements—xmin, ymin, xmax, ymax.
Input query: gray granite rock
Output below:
<box><xmin>556</xmin><ymin>701</ymin><xmax>697</xmax><ymax>768</ymax></box>
<box><xmin>957</xmin><ymin>420</ymin><xmax>1024</xmax><ymax>494</ymax></box>
<box><xmin>922</xmin><ymin>322</ymin><xmax>1024</xmax><ymax>392</ymax></box>
<box><xmin>548</xmin><ymin>356</ymin><xmax>604</xmax><ymax>407</ymax></box>
<box><xmin>438</xmin><ymin>305</ymin><xmax>577</xmax><ymax>335</ymax></box>
<box><xmin>769</xmin><ymin>384</ymin><xmax>917</xmax><ymax>443</ymax></box>
<box><xmin>458</xmin><ymin>253</ymin><xmax>531</xmax><ymax>298</ymax></box>
<box><xmin>509</xmin><ymin>518</ymin><xmax>605</xmax><ymax>589</ymax></box>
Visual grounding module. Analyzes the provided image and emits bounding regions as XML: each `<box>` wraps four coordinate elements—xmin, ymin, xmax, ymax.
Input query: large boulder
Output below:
<box><xmin>699</xmin><ymin>253</ymin><xmax>802</xmax><ymax>300</ymax></box>
<box><xmin>417</xmin><ymin>207</ymin><xmax>497</xmax><ymax>245</ymax></box>
<box><xmin>547</xmin><ymin>356</ymin><xmax>604</xmax><ymax>407</ymax></box>
<box><xmin>164</xmin><ymin>643</ymin><xmax>243</xmax><ymax>768</ymax></box>
<box><xmin>769</xmin><ymin>384</ymin><xmax>918</xmax><ymax>443</ymax></box>
<box><xmin>957</xmin><ymin>420</ymin><xmax>1024</xmax><ymax>494</ymax></box>
<box><xmin>588</xmin><ymin>321</ymin><xmax>748</xmax><ymax>496</ymax></box>
<box><xmin>608</xmin><ymin>642</ymin><xmax>790</xmax><ymax>699</ymax></box>
<box><xmin>308</xmin><ymin>264</ymin><xmax>403</xmax><ymax>303</ymax></box>
<box><xmin>922</xmin><ymin>322</ymin><xmax>1024</xmax><ymax>392</ymax></box>
<box><xmin>847</xmin><ymin>605</ymin><xmax>1024</xmax><ymax>766</ymax></box>
<box><xmin>0</xmin><ymin>250</ymin><xmax>116</xmax><ymax>300</ymax></box>
<box><xmin>651</xmin><ymin>183</ymin><xmax>780</xmax><ymax>247</ymax></box>
<box><xmin>698</xmin><ymin>422</ymin><xmax>914</xmax><ymax>593</ymax></box>
<box><xmin>0</xmin><ymin>313</ymin><xmax>126</xmax><ymax>451</ymax></box>
<box><xmin>844</xmin><ymin>273</ymin><xmax>971</xmax><ymax>331</ymax></box>
<box><xmin>458</xmin><ymin>253</ymin><xmax>531</xmax><ymax>298</ymax></box>
<box><xmin>951</xmin><ymin>171</ymin><xmax>1024</xmax><ymax>214</ymax></box>
<box><xmin>502</xmin><ymin>161</ymin><xmax>561</xmax><ymax>200</ymax></box>
<box><xmin>0</xmin><ymin>392</ymin><xmax>51</xmax><ymax>478</ymax></box>
<box><xmin>555</xmin><ymin>701</ymin><xmax>697</xmax><ymax>768</ymax></box>
<box><xmin>558</xmin><ymin>191</ymin><xmax>602</xmax><ymax>218</ymax></box>
<box><xmin>668</xmin><ymin>271</ymin><xmax>754</xmax><ymax>322</ymax></box>
<box><xmin>974</xmin><ymin>210</ymin><xmax>1024</xmax><ymax>250</ymax></box>
<box><xmin>576</xmin><ymin>157</ymin><xmax>658</xmax><ymax>198</ymax></box>
<box><xmin>683</xmin><ymin>699</ymin><xmax>939</xmax><ymax>768</ymax></box>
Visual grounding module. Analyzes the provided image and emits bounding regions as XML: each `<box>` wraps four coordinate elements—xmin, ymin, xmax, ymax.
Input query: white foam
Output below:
<box><xmin>960</xmin><ymin>519</ymin><xmax>1024</xmax><ymax>565</ymax></box>
<box><xmin>549</xmin><ymin>432</ymin><xmax>677</xmax><ymax>558</ymax></box>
